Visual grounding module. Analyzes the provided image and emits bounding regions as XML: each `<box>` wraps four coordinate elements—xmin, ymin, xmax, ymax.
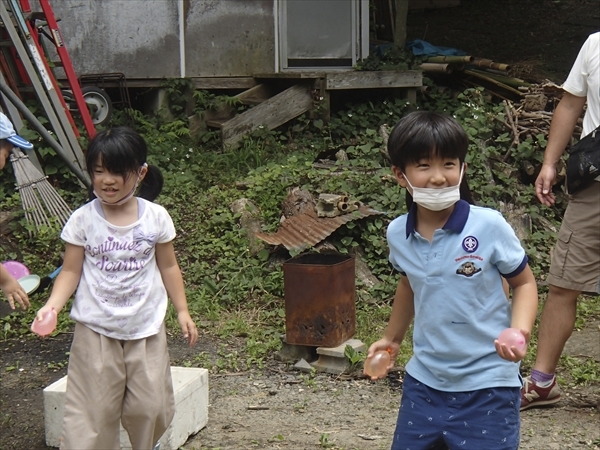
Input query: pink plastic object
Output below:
<box><xmin>31</xmin><ymin>308</ymin><xmax>57</xmax><ymax>337</ymax></box>
<box><xmin>2</xmin><ymin>260</ymin><xmax>30</xmax><ymax>279</ymax></box>
<box><xmin>497</xmin><ymin>328</ymin><xmax>526</xmax><ymax>353</ymax></box>
<box><xmin>364</xmin><ymin>350</ymin><xmax>391</xmax><ymax>378</ymax></box>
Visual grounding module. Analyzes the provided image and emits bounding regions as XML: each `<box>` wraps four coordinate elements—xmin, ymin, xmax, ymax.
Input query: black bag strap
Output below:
<box><xmin>567</xmin><ymin>124</ymin><xmax>600</xmax><ymax>154</ymax></box>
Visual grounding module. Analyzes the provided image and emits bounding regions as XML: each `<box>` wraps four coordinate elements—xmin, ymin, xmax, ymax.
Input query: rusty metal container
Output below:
<box><xmin>283</xmin><ymin>253</ymin><xmax>355</xmax><ymax>347</ymax></box>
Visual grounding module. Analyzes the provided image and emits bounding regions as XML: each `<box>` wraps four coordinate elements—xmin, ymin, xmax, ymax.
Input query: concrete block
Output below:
<box><xmin>294</xmin><ymin>358</ymin><xmax>314</xmax><ymax>373</ymax></box>
<box><xmin>316</xmin><ymin>338</ymin><xmax>365</xmax><ymax>357</ymax></box>
<box><xmin>43</xmin><ymin>367</ymin><xmax>208</xmax><ymax>449</ymax></box>
<box><xmin>43</xmin><ymin>376</ymin><xmax>67</xmax><ymax>447</ymax></box>
<box><xmin>310</xmin><ymin>354</ymin><xmax>351</xmax><ymax>374</ymax></box>
<box><xmin>275</xmin><ymin>334</ymin><xmax>317</xmax><ymax>363</ymax></box>
<box><xmin>310</xmin><ymin>339</ymin><xmax>366</xmax><ymax>374</ymax></box>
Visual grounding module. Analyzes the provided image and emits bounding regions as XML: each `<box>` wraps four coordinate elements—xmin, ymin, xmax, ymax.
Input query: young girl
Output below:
<box><xmin>35</xmin><ymin>126</ymin><xmax>198</xmax><ymax>450</ymax></box>
<box><xmin>366</xmin><ymin>111</ymin><xmax>538</xmax><ymax>449</ymax></box>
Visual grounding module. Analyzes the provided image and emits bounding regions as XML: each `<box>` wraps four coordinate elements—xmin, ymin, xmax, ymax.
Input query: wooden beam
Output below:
<box><xmin>253</xmin><ymin>72</ymin><xmax>327</xmax><ymax>79</ymax></box>
<box><xmin>409</xmin><ymin>0</ymin><xmax>460</xmax><ymax>9</ymax></box>
<box><xmin>191</xmin><ymin>77</ymin><xmax>257</xmax><ymax>90</ymax></box>
<box><xmin>109</xmin><ymin>77</ymin><xmax>258</xmax><ymax>90</ymax></box>
<box><xmin>325</xmin><ymin>70</ymin><xmax>422</xmax><ymax>90</ymax></box>
<box><xmin>235</xmin><ymin>83</ymin><xmax>273</xmax><ymax>105</ymax></box>
<box><xmin>222</xmin><ymin>84</ymin><xmax>313</xmax><ymax>148</ymax></box>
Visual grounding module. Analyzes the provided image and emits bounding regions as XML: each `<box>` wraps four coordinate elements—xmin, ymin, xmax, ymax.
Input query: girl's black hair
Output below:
<box><xmin>86</xmin><ymin>126</ymin><xmax>163</xmax><ymax>201</ymax></box>
<box><xmin>387</xmin><ymin>111</ymin><xmax>474</xmax><ymax>208</ymax></box>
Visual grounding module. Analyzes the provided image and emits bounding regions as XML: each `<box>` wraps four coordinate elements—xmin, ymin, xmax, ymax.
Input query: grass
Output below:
<box><xmin>1</xmin><ymin>85</ymin><xmax>599</xmax><ymax>389</ymax></box>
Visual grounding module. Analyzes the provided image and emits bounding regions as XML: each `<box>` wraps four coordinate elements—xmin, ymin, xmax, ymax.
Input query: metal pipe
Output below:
<box><xmin>0</xmin><ymin>83</ymin><xmax>91</xmax><ymax>188</ymax></box>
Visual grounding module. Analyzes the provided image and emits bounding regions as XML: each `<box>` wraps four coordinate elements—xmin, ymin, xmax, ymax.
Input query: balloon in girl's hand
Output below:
<box><xmin>497</xmin><ymin>328</ymin><xmax>526</xmax><ymax>353</ymax></box>
<box><xmin>364</xmin><ymin>350</ymin><xmax>391</xmax><ymax>378</ymax></box>
<box><xmin>31</xmin><ymin>308</ymin><xmax>57</xmax><ymax>337</ymax></box>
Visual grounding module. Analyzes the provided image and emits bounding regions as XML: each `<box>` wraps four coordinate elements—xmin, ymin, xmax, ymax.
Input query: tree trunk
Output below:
<box><xmin>394</xmin><ymin>0</ymin><xmax>409</xmax><ymax>49</ymax></box>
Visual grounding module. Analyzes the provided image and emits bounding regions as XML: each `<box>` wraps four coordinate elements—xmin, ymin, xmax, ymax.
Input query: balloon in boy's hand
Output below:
<box><xmin>31</xmin><ymin>308</ymin><xmax>57</xmax><ymax>337</ymax></box>
<box><xmin>364</xmin><ymin>350</ymin><xmax>391</xmax><ymax>378</ymax></box>
<box><xmin>497</xmin><ymin>328</ymin><xmax>526</xmax><ymax>353</ymax></box>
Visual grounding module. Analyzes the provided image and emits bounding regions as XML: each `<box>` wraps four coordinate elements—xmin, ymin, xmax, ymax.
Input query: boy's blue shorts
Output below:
<box><xmin>391</xmin><ymin>373</ymin><xmax>520</xmax><ymax>450</ymax></box>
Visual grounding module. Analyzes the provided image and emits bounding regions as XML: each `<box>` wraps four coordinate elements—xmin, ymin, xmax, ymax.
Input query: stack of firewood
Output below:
<box><xmin>498</xmin><ymin>80</ymin><xmax>586</xmax><ymax>186</ymax></box>
<box><xmin>419</xmin><ymin>55</ymin><xmax>531</xmax><ymax>102</ymax></box>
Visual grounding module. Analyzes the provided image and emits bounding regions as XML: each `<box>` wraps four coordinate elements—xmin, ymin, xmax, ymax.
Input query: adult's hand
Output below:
<box><xmin>535</xmin><ymin>163</ymin><xmax>557</xmax><ymax>206</ymax></box>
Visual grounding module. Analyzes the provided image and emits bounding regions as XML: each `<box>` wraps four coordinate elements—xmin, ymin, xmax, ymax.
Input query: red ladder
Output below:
<box><xmin>18</xmin><ymin>0</ymin><xmax>96</xmax><ymax>138</ymax></box>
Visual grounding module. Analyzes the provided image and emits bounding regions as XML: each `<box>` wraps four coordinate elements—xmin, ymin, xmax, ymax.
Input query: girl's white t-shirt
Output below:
<box><xmin>61</xmin><ymin>198</ymin><xmax>176</xmax><ymax>340</ymax></box>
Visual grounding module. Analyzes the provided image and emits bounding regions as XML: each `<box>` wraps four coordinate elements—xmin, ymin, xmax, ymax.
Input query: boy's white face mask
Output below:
<box><xmin>403</xmin><ymin>165</ymin><xmax>464</xmax><ymax>211</ymax></box>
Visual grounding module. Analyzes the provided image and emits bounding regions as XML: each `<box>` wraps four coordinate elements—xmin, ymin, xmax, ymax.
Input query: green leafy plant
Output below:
<box><xmin>160</xmin><ymin>77</ymin><xmax>194</xmax><ymax>120</ymax></box>
<box><xmin>344</xmin><ymin>344</ymin><xmax>364</xmax><ymax>371</ymax></box>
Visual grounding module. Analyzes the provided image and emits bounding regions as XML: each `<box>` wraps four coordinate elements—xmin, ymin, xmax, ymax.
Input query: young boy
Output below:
<box><xmin>0</xmin><ymin>111</ymin><xmax>33</xmax><ymax>310</ymax></box>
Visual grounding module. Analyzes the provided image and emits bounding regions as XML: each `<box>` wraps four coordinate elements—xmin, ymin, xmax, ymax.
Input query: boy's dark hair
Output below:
<box><xmin>387</xmin><ymin>111</ymin><xmax>474</xmax><ymax>207</ymax></box>
<box><xmin>86</xmin><ymin>126</ymin><xmax>163</xmax><ymax>201</ymax></box>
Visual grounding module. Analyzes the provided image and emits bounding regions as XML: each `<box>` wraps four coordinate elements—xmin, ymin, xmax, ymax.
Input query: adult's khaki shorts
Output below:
<box><xmin>547</xmin><ymin>181</ymin><xmax>600</xmax><ymax>294</ymax></box>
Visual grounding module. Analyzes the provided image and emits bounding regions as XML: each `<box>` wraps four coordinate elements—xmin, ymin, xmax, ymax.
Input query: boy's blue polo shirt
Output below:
<box><xmin>387</xmin><ymin>200</ymin><xmax>528</xmax><ymax>392</ymax></box>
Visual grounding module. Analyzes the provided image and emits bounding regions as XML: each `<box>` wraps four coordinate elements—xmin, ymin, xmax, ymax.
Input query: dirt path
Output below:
<box><xmin>1</xmin><ymin>320</ymin><xmax>597</xmax><ymax>450</ymax></box>
<box><xmin>180</xmin><ymin>324</ymin><xmax>600</xmax><ymax>450</ymax></box>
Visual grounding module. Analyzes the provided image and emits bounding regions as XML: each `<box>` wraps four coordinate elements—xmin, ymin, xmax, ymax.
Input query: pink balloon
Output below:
<box><xmin>2</xmin><ymin>261</ymin><xmax>30</xmax><ymax>279</ymax></box>
<box><xmin>364</xmin><ymin>350</ymin><xmax>391</xmax><ymax>378</ymax></box>
<box><xmin>497</xmin><ymin>328</ymin><xmax>526</xmax><ymax>353</ymax></box>
<box><xmin>31</xmin><ymin>308</ymin><xmax>57</xmax><ymax>337</ymax></box>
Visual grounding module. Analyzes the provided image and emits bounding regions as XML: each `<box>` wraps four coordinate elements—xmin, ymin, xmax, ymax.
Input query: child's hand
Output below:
<box><xmin>494</xmin><ymin>329</ymin><xmax>530</xmax><ymax>362</ymax></box>
<box><xmin>1</xmin><ymin>277</ymin><xmax>30</xmax><ymax>310</ymax></box>
<box><xmin>35</xmin><ymin>304</ymin><xmax>55</xmax><ymax>322</ymax></box>
<box><xmin>177</xmin><ymin>311</ymin><xmax>198</xmax><ymax>347</ymax></box>
<box><xmin>365</xmin><ymin>338</ymin><xmax>400</xmax><ymax>380</ymax></box>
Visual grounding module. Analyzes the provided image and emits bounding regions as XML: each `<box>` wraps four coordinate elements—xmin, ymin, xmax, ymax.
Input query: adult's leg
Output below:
<box><xmin>537</xmin><ymin>182</ymin><xmax>599</xmax><ymax>371</ymax></box>
<box><xmin>60</xmin><ymin>323</ymin><xmax>126</xmax><ymax>450</ymax></box>
<box><xmin>522</xmin><ymin>182</ymin><xmax>599</xmax><ymax>409</ymax></box>
<box><xmin>533</xmin><ymin>285</ymin><xmax>580</xmax><ymax>374</ymax></box>
<box><xmin>121</xmin><ymin>324</ymin><xmax>175</xmax><ymax>449</ymax></box>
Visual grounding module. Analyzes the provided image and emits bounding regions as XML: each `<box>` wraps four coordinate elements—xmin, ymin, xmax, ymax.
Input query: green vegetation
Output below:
<box><xmin>1</xmin><ymin>67</ymin><xmax>598</xmax><ymax>387</ymax></box>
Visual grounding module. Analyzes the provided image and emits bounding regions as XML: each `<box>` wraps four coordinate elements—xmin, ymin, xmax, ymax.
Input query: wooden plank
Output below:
<box><xmin>117</xmin><ymin>77</ymin><xmax>257</xmax><ymax>90</ymax></box>
<box><xmin>235</xmin><ymin>83</ymin><xmax>272</xmax><ymax>106</ymax></box>
<box><xmin>253</xmin><ymin>72</ymin><xmax>327</xmax><ymax>79</ymax></box>
<box><xmin>221</xmin><ymin>84</ymin><xmax>313</xmax><ymax>147</ymax></box>
<box><xmin>409</xmin><ymin>0</ymin><xmax>460</xmax><ymax>10</ymax></box>
<box><xmin>205</xmin><ymin>119</ymin><xmax>225</xmax><ymax>129</ymax></box>
<box><xmin>191</xmin><ymin>77</ymin><xmax>257</xmax><ymax>90</ymax></box>
<box><xmin>326</xmin><ymin>70</ymin><xmax>422</xmax><ymax>90</ymax></box>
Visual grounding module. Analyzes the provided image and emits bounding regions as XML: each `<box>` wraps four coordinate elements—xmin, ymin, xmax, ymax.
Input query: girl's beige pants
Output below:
<box><xmin>60</xmin><ymin>322</ymin><xmax>174</xmax><ymax>450</ymax></box>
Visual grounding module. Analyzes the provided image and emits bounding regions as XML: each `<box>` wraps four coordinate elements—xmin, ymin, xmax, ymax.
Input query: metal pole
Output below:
<box><xmin>0</xmin><ymin>82</ymin><xmax>91</xmax><ymax>188</ymax></box>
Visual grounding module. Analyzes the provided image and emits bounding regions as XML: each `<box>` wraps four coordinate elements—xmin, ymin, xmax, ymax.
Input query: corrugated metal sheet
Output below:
<box><xmin>255</xmin><ymin>204</ymin><xmax>382</xmax><ymax>253</ymax></box>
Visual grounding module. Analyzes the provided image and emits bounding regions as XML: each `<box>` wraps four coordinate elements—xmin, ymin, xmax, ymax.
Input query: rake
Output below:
<box><xmin>9</xmin><ymin>147</ymin><xmax>72</xmax><ymax>231</ymax></box>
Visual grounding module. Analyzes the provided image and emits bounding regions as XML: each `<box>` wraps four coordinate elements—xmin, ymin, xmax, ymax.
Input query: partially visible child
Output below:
<box><xmin>0</xmin><ymin>112</ymin><xmax>32</xmax><ymax>310</ymax></box>
<box><xmin>366</xmin><ymin>111</ymin><xmax>538</xmax><ymax>449</ymax></box>
<box><xmin>0</xmin><ymin>264</ymin><xmax>29</xmax><ymax>310</ymax></box>
<box><xmin>34</xmin><ymin>126</ymin><xmax>198</xmax><ymax>450</ymax></box>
